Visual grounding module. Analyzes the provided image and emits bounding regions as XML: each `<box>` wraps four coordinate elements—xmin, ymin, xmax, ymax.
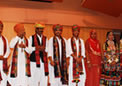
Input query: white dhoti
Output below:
<box><xmin>69</xmin><ymin>57</ymin><xmax>86</xmax><ymax>86</ymax></box>
<box><xmin>49</xmin><ymin>64</ymin><xmax>68</xmax><ymax>86</ymax></box>
<box><xmin>29</xmin><ymin>61</ymin><xmax>48</xmax><ymax>86</ymax></box>
<box><xmin>8</xmin><ymin>50</ymin><xmax>30</xmax><ymax>86</ymax></box>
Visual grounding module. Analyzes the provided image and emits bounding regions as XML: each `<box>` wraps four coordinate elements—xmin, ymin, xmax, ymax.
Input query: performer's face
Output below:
<box><xmin>91</xmin><ymin>31</ymin><xmax>97</xmax><ymax>39</ymax></box>
<box><xmin>17</xmin><ymin>30</ymin><xmax>25</xmax><ymax>39</ymax></box>
<box><xmin>0</xmin><ymin>25</ymin><xmax>3</xmax><ymax>36</ymax></box>
<box><xmin>73</xmin><ymin>30</ymin><xmax>79</xmax><ymax>38</ymax></box>
<box><xmin>36</xmin><ymin>28</ymin><xmax>44</xmax><ymax>36</ymax></box>
<box><xmin>54</xmin><ymin>29</ymin><xmax>62</xmax><ymax>37</ymax></box>
<box><xmin>108</xmin><ymin>32</ymin><xmax>114</xmax><ymax>41</ymax></box>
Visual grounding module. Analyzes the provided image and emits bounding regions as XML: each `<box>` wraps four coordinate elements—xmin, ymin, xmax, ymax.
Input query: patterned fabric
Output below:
<box><xmin>34</xmin><ymin>34</ymin><xmax>49</xmax><ymax>76</ymax></box>
<box><xmin>100</xmin><ymin>42</ymin><xmax>121</xmax><ymax>86</ymax></box>
<box><xmin>2</xmin><ymin>36</ymin><xmax>8</xmax><ymax>74</ymax></box>
<box><xmin>53</xmin><ymin>36</ymin><xmax>68</xmax><ymax>84</ymax></box>
<box><xmin>72</xmin><ymin>25</ymin><xmax>80</xmax><ymax>31</ymax></box>
<box><xmin>71</xmin><ymin>37</ymin><xmax>83</xmax><ymax>83</ymax></box>
<box><xmin>34</xmin><ymin>34</ymin><xmax>41</xmax><ymax>67</ymax></box>
<box><xmin>10</xmin><ymin>37</ymin><xmax>31</xmax><ymax>78</ymax></box>
<box><xmin>120</xmin><ymin>39</ymin><xmax>122</xmax><ymax>85</ymax></box>
<box><xmin>0</xmin><ymin>36</ymin><xmax>8</xmax><ymax>81</ymax></box>
<box><xmin>53</xmin><ymin>24</ymin><xmax>63</xmax><ymax>31</ymax></box>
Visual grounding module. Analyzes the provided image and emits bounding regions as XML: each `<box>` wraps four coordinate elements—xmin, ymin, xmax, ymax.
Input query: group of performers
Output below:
<box><xmin>0</xmin><ymin>20</ymin><xmax>121</xmax><ymax>86</ymax></box>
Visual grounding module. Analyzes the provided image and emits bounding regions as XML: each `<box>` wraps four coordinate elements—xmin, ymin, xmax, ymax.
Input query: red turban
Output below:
<box><xmin>53</xmin><ymin>24</ymin><xmax>63</xmax><ymax>31</ymax></box>
<box><xmin>72</xmin><ymin>24</ymin><xmax>80</xmax><ymax>31</ymax></box>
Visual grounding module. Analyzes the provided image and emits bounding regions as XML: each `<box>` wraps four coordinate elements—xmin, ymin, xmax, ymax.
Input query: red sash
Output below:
<box><xmin>71</xmin><ymin>37</ymin><xmax>83</xmax><ymax>83</ymax></box>
<box><xmin>10</xmin><ymin>37</ymin><xmax>31</xmax><ymax>77</ymax></box>
<box><xmin>34</xmin><ymin>34</ymin><xmax>49</xmax><ymax>76</ymax></box>
<box><xmin>0</xmin><ymin>36</ymin><xmax>7</xmax><ymax>81</ymax></box>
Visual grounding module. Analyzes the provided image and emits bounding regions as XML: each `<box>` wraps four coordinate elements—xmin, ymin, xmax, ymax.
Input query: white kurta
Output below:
<box><xmin>0</xmin><ymin>36</ymin><xmax>10</xmax><ymax>86</ymax></box>
<box><xmin>8</xmin><ymin>36</ymin><xmax>30</xmax><ymax>86</ymax></box>
<box><xmin>48</xmin><ymin>37</ymin><xmax>69</xmax><ymax>86</ymax></box>
<box><xmin>67</xmin><ymin>38</ymin><xmax>86</xmax><ymax>86</ymax></box>
<box><xmin>28</xmin><ymin>34</ymin><xmax>48</xmax><ymax>86</ymax></box>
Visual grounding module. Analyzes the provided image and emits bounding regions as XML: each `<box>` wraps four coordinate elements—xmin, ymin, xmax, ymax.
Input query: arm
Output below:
<box><xmin>48</xmin><ymin>38</ymin><xmax>55</xmax><ymax>66</ymax></box>
<box><xmin>10</xmin><ymin>36</ymin><xmax>19</xmax><ymax>49</ymax></box>
<box><xmin>27</xmin><ymin>36</ymin><xmax>36</xmax><ymax>54</ymax></box>
<box><xmin>3</xmin><ymin>38</ymin><xmax>10</xmax><ymax>58</ymax></box>
<box><xmin>85</xmin><ymin>40</ymin><xmax>90</xmax><ymax>62</ymax></box>
<box><xmin>81</xmin><ymin>39</ymin><xmax>85</xmax><ymax>58</ymax></box>
<box><xmin>45</xmin><ymin>38</ymin><xmax>48</xmax><ymax>53</ymax></box>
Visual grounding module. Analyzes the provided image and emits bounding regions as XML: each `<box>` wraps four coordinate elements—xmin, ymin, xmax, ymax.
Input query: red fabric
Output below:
<box><xmin>2</xmin><ymin>36</ymin><xmax>8</xmax><ymax>74</ymax></box>
<box><xmin>34</xmin><ymin>34</ymin><xmax>49</xmax><ymax>75</ymax></box>
<box><xmin>0</xmin><ymin>71</ymin><xmax>2</xmax><ymax>81</ymax></box>
<box><xmin>85</xmin><ymin>32</ymin><xmax>101</xmax><ymax>86</ymax></box>
<box><xmin>71</xmin><ymin>37</ymin><xmax>83</xmax><ymax>82</ymax></box>
<box><xmin>24</xmin><ymin>37</ymin><xmax>31</xmax><ymax>77</ymax></box>
<box><xmin>85</xmin><ymin>63</ymin><xmax>101</xmax><ymax>86</ymax></box>
<box><xmin>87</xmin><ymin>38</ymin><xmax>101</xmax><ymax>65</ymax></box>
<box><xmin>34</xmin><ymin>34</ymin><xmax>41</xmax><ymax>67</ymax></box>
<box><xmin>10</xmin><ymin>37</ymin><xmax>31</xmax><ymax>77</ymax></box>
<box><xmin>42</xmin><ymin>36</ymin><xmax>49</xmax><ymax>76</ymax></box>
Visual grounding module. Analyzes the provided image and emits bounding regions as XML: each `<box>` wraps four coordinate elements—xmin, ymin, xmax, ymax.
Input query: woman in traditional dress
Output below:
<box><xmin>85</xmin><ymin>30</ymin><xmax>102</xmax><ymax>86</ymax></box>
<box><xmin>120</xmin><ymin>34</ymin><xmax>122</xmax><ymax>85</ymax></box>
<box><xmin>100</xmin><ymin>31</ymin><xmax>121</xmax><ymax>86</ymax></box>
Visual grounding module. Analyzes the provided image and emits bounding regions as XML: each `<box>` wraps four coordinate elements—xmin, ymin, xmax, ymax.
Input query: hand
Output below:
<box><xmin>111</xmin><ymin>61</ymin><xmax>116</xmax><ymax>65</ymax></box>
<box><xmin>0</xmin><ymin>56</ymin><xmax>3</xmax><ymax>60</ymax></box>
<box><xmin>66</xmin><ymin>57</ymin><xmax>70</xmax><ymax>67</ymax></box>
<box><xmin>88</xmin><ymin>63</ymin><xmax>92</xmax><ymax>68</ymax></box>
<box><xmin>87</xmin><ymin>60</ymin><xmax>92</xmax><ymax>68</ymax></box>
<box><xmin>50</xmin><ymin>60</ymin><xmax>55</xmax><ymax>66</ymax></box>
<box><xmin>19</xmin><ymin>42</ymin><xmax>26</xmax><ymax>48</ymax></box>
<box><xmin>97</xmin><ymin>52</ymin><xmax>101</xmax><ymax>56</ymax></box>
<box><xmin>76</xmin><ymin>56</ymin><xmax>82</xmax><ymax>64</ymax></box>
<box><xmin>48</xmin><ymin>56</ymin><xmax>55</xmax><ymax>66</ymax></box>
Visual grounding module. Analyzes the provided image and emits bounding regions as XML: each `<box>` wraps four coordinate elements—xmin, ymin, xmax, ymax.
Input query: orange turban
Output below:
<box><xmin>14</xmin><ymin>23</ymin><xmax>25</xmax><ymax>33</ymax></box>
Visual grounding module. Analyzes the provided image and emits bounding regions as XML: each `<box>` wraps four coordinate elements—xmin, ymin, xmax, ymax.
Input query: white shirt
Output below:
<box><xmin>0</xmin><ymin>36</ymin><xmax>10</xmax><ymax>58</ymax></box>
<box><xmin>48</xmin><ymin>36</ymin><xmax>69</xmax><ymax>62</ymax></box>
<box><xmin>67</xmin><ymin>37</ymin><xmax>85</xmax><ymax>58</ymax></box>
<box><xmin>10</xmin><ymin>36</ymin><xmax>30</xmax><ymax>53</ymax></box>
<box><xmin>28</xmin><ymin>34</ymin><xmax>48</xmax><ymax>54</ymax></box>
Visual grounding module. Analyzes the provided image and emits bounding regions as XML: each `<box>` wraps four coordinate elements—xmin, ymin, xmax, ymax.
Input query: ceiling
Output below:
<box><xmin>82</xmin><ymin>0</ymin><xmax>122</xmax><ymax>17</ymax></box>
<box><xmin>0</xmin><ymin>0</ymin><xmax>122</xmax><ymax>17</ymax></box>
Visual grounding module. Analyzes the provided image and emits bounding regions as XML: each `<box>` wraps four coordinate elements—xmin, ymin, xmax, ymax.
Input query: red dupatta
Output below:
<box><xmin>85</xmin><ymin>30</ymin><xmax>101</xmax><ymax>65</ymax></box>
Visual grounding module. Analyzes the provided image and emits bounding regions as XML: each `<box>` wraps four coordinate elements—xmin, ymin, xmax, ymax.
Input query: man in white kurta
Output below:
<box><xmin>8</xmin><ymin>23</ymin><xmax>31</xmax><ymax>86</ymax></box>
<box><xmin>0</xmin><ymin>20</ymin><xmax>10</xmax><ymax>86</ymax></box>
<box><xmin>67</xmin><ymin>25</ymin><xmax>86</xmax><ymax>86</ymax></box>
<box><xmin>48</xmin><ymin>24</ymin><xmax>69</xmax><ymax>86</ymax></box>
<box><xmin>28</xmin><ymin>23</ymin><xmax>49</xmax><ymax>86</ymax></box>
